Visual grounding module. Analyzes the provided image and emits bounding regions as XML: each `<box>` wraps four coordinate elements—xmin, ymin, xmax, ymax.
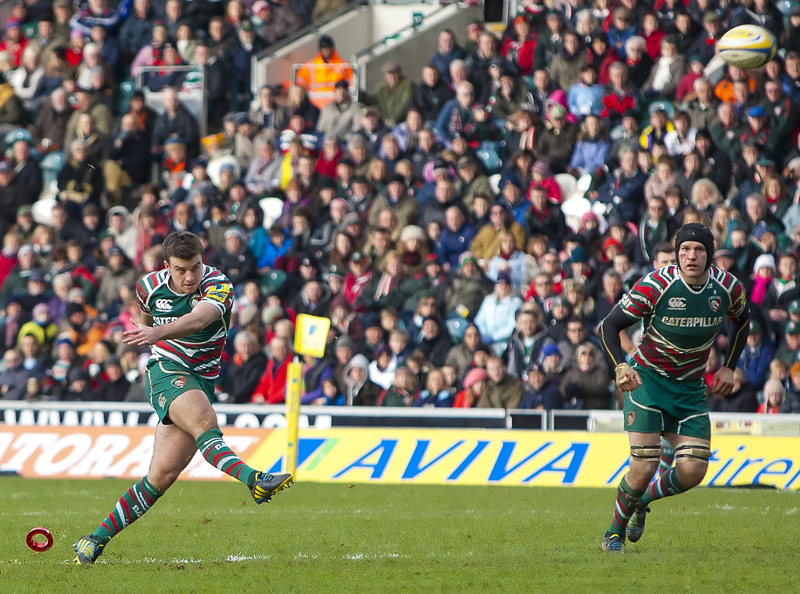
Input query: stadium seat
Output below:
<box><xmin>259</xmin><ymin>197</ymin><xmax>285</xmax><ymax>229</ymax></box>
<box><xmin>476</xmin><ymin>146</ymin><xmax>501</xmax><ymax>174</ymax></box>
<box><xmin>555</xmin><ymin>173</ymin><xmax>577</xmax><ymax>201</ymax></box>
<box><xmin>40</xmin><ymin>152</ymin><xmax>65</xmax><ymax>186</ymax></box>
<box><xmin>259</xmin><ymin>270</ymin><xmax>287</xmax><ymax>295</ymax></box>
<box><xmin>445</xmin><ymin>316</ymin><xmax>469</xmax><ymax>344</ymax></box>
<box><xmin>32</xmin><ymin>191</ymin><xmax>57</xmax><ymax>226</ymax></box>
<box><xmin>118</xmin><ymin>80</ymin><xmax>136</xmax><ymax>114</ymax></box>
<box><xmin>4</xmin><ymin>128</ymin><xmax>33</xmax><ymax>153</ymax></box>
<box><xmin>488</xmin><ymin>173</ymin><xmax>501</xmax><ymax>195</ymax></box>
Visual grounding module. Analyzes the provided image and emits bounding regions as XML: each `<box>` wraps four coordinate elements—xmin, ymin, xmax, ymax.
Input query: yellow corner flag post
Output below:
<box><xmin>285</xmin><ymin>314</ymin><xmax>331</xmax><ymax>479</ymax></box>
<box><xmin>285</xmin><ymin>357</ymin><xmax>302</xmax><ymax>477</ymax></box>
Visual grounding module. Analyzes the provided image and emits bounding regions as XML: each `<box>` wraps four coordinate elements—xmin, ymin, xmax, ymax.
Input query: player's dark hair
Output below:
<box><xmin>162</xmin><ymin>231</ymin><xmax>203</xmax><ymax>263</ymax></box>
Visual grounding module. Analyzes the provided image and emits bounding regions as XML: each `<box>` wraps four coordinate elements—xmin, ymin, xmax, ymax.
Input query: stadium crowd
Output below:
<box><xmin>1</xmin><ymin>0</ymin><xmax>800</xmax><ymax>414</ymax></box>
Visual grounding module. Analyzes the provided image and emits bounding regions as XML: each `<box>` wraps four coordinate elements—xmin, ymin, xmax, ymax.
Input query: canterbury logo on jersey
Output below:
<box><xmin>154</xmin><ymin>299</ymin><xmax>173</xmax><ymax>312</ymax></box>
<box><xmin>667</xmin><ymin>297</ymin><xmax>686</xmax><ymax>310</ymax></box>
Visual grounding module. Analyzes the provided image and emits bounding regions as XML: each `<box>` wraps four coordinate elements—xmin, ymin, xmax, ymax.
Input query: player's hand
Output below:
<box><xmin>712</xmin><ymin>367</ymin><xmax>735</xmax><ymax>396</ymax></box>
<box><xmin>122</xmin><ymin>321</ymin><xmax>159</xmax><ymax>346</ymax></box>
<box><xmin>615</xmin><ymin>363</ymin><xmax>642</xmax><ymax>393</ymax></box>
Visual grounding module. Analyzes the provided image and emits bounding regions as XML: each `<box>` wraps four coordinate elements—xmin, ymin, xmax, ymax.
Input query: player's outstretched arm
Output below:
<box><xmin>122</xmin><ymin>302</ymin><xmax>222</xmax><ymax>346</ymax></box>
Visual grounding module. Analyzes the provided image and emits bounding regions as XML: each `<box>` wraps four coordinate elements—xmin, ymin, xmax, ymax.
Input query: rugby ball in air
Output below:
<box><xmin>717</xmin><ymin>25</ymin><xmax>776</xmax><ymax>70</ymax></box>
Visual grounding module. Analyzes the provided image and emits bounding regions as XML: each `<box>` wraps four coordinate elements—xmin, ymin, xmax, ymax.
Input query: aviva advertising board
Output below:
<box><xmin>2</xmin><ymin>427</ymin><xmax>800</xmax><ymax>489</ymax></box>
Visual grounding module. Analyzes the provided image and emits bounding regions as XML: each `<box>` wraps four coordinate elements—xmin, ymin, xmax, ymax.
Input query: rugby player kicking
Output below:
<box><xmin>74</xmin><ymin>232</ymin><xmax>292</xmax><ymax>565</ymax></box>
<box><xmin>598</xmin><ymin>223</ymin><xmax>749</xmax><ymax>552</ymax></box>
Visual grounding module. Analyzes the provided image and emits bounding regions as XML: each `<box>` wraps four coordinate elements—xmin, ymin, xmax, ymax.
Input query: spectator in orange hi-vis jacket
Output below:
<box><xmin>295</xmin><ymin>35</ymin><xmax>353</xmax><ymax>110</ymax></box>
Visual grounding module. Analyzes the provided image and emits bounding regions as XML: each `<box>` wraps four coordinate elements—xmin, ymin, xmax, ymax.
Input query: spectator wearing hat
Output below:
<box><xmin>474</xmin><ymin>271</ymin><xmax>523</xmax><ymax>353</ymax></box>
<box><xmin>533</xmin><ymin>103</ymin><xmax>579</xmax><ymax>174</ymax></box>
<box><xmin>524</xmin><ymin>185</ymin><xmax>568</xmax><ymax>245</ymax></box>
<box><xmin>739</xmin><ymin>105</ymin><xmax>772</xmax><ymax>157</ymax></box>
<box><xmin>519</xmin><ymin>362</ymin><xmax>563</xmax><ymax>409</ymax></box>
<box><xmin>295</xmin><ymin>35</ymin><xmax>353</xmax><ymax>110</ymax></box>
<box><xmin>59</xmin><ymin>302</ymin><xmax>105</xmax><ymax>358</ymax></box>
<box><xmin>364</xmin><ymin>61</ymin><xmax>414</xmax><ymax>128</ymax></box>
<box><xmin>317</xmin><ymin>80</ymin><xmax>362</xmax><ymax>140</ymax></box>
<box><xmin>0</xmin><ymin>19</ymin><xmax>28</xmax><ymax>70</ymax></box>
<box><xmin>415</xmin><ymin>315</ymin><xmax>452</xmax><ymax>368</ymax></box>
<box><xmin>224</xmin><ymin>20</ymin><xmax>267</xmax><ymax>112</ymax></box>
<box><xmin>453</xmin><ymin>157</ymin><xmax>492</xmax><ymax>209</ymax></box>
<box><xmin>738</xmin><ymin>320</ymin><xmax>776</xmax><ymax>390</ymax></box>
<box><xmin>17</xmin><ymin>303</ymin><xmax>58</xmax><ymax>350</ymax></box>
<box><xmin>95</xmin><ymin>246</ymin><xmax>137</xmax><ymax>312</ymax></box>
<box><xmin>0</xmin><ymin>348</ymin><xmax>33</xmax><ymax>401</ymax></box>
<box><xmin>368</xmin><ymin>174</ymin><xmax>420</xmax><ymax>232</ymax></box>
<box><xmin>607</xmin><ymin>7</ymin><xmax>637</xmax><ymax>59</ymax></box>
<box><xmin>87</xmin><ymin>356</ymin><xmax>130</xmax><ymax>402</ymax></box>
<box><xmin>775</xmin><ymin>320</ymin><xmax>800</xmax><ymax>366</ymax></box>
<box><xmin>439</xmin><ymin>253</ymin><xmax>488</xmax><ymax>320</ymax></box>
<box><xmin>453</xmin><ymin>366</ymin><xmax>488</xmax><ymax>408</ymax></box>
<box><xmin>341</xmin><ymin>353</ymin><xmax>382</xmax><ymax>406</ymax></box>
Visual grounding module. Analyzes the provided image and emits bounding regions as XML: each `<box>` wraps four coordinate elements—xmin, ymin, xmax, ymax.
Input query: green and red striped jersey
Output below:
<box><xmin>136</xmin><ymin>265</ymin><xmax>233</xmax><ymax>379</ymax></box>
<box><xmin>617</xmin><ymin>265</ymin><xmax>747</xmax><ymax>381</ymax></box>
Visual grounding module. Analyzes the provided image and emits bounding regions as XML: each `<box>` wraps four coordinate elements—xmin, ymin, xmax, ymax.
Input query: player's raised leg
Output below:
<box><xmin>626</xmin><ymin>435</ymin><xmax>676</xmax><ymax>543</ymax></box>
<box><xmin>74</xmin><ymin>422</ymin><xmax>197</xmax><ymax>565</ymax></box>
<box><xmin>601</xmin><ymin>431</ymin><xmax>661</xmax><ymax>552</ymax></box>
<box><xmin>168</xmin><ymin>389</ymin><xmax>293</xmax><ymax>504</ymax></box>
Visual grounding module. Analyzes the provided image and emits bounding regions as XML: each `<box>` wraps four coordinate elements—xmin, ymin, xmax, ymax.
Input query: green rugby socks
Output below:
<box><xmin>197</xmin><ymin>428</ymin><xmax>257</xmax><ymax>488</ymax></box>
<box><xmin>640</xmin><ymin>466</ymin><xmax>688</xmax><ymax>506</ymax></box>
<box><xmin>606</xmin><ymin>476</ymin><xmax>645</xmax><ymax>537</ymax></box>
<box><xmin>93</xmin><ymin>477</ymin><xmax>162</xmax><ymax>545</ymax></box>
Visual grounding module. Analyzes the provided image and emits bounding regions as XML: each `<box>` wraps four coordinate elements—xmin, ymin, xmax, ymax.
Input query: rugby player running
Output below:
<box><xmin>598</xmin><ymin>223</ymin><xmax>749</xmax><ymax>552</ymax></box>
<box><xmin>74</xmin><ymin>232</ymin><xmax>292</xmax><ymax>565</ymax></box>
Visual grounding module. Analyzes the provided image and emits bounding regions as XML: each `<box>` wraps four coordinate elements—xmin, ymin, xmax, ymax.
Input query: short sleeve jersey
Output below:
<box><xmin>617</xmin><ymin>265</ymin><xmax>747</xmax><ymax>381</ymax></box>
<box><xmin>136</xmin><ymin>265</ymin><xmax>234</xmax><ymax>379</ymax></box>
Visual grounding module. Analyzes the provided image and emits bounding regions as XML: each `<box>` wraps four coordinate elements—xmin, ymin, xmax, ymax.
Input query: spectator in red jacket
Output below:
<box><xmin>251</xmin><ymin>335</ymin><xmax>293</xmax><ymax>404</ymax></box>
<box><xmin>502</xmin><ymin>16</ymin><xmax>537</xmax><ymax>76</ymax></box>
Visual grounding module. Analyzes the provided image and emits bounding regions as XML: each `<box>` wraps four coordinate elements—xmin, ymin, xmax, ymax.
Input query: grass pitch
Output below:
<box><xmin>1</xmin><ymin>478</ymin><xmax>798</xmax><ymax>593</ymax></box>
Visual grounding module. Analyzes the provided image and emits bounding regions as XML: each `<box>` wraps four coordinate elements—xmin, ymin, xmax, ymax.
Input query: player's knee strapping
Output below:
<box><xmin>673</xmin><ymin>442</ymin><xmax>711</xmax><ymax>463</ymax></box>
<box><xmin>630</xmin><ymin>444</ymin><xmax>661</xmax><ymax>474</ymax></box>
